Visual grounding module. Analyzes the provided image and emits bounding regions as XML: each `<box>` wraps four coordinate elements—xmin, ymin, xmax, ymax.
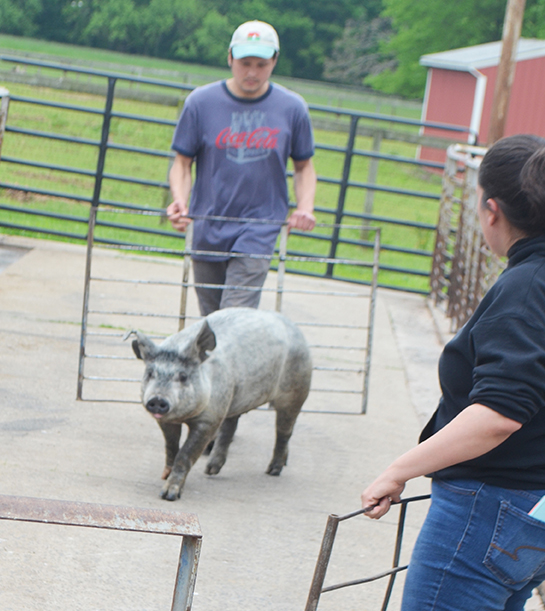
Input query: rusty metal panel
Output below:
<box><xmin>0</xmin><ymin>494</ymin><xmax>202</xmax><ymax>611</ymax></box>
<box><xmin>0</xmin><ymin>494</ymin><xmax>202</xmax><ymax>537</ymax></box>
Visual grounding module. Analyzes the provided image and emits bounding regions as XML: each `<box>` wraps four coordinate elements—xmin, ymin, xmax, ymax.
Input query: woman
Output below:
<box><xmin>361</xmin><ymin>134</ymin><xmax>545</xmax><ymax>611</ymax></box>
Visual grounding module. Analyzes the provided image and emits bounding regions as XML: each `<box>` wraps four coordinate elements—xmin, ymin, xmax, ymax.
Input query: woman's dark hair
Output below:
<box><xmin>479</xmin><ymin>134</ymin><xmax>545</xmax><ymax>236</ymax></box>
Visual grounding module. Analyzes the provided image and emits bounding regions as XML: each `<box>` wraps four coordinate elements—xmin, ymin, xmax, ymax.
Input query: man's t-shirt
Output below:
<box><xmin>171</xmin><ymin>81</ymin><xmax>314</xmax><ymax>260</ymax></box>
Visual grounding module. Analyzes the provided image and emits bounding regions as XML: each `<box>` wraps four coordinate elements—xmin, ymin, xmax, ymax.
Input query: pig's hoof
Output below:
<box><xmin>160</xmin><ymin>487</ymin><xmax>180</xmax><ymax>501</ymax></box>
<box><xmin>205</xmin><ymin>459</ymin><xmax>224</xmax><ymax>475</ymax></box>
<box><xmin>266</xmin><ymin>462</ymin><xmax>284</xmax><ymax>476</ymax></box>
<box><xmin>160</xmin><ymin>480</ymin><xmax>182</xmax><ymax>501</ymax></box>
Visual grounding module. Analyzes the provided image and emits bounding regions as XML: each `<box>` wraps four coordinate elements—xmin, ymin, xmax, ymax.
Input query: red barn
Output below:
<box><xmin>418</xmin><ymin>38</ymin><xmax>545</xmax><ymax>164</ymax></box>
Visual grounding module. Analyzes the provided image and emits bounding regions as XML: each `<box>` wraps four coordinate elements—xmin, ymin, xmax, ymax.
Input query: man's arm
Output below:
<box><xmin>166</xmin><ymin>153</ymin><xmax>193</xmax><ymax>232</ymax></box>
<box><xmin>288</xmin><ymin>158</ymin><xmax>317</xmax><ymax>231</ymax></box>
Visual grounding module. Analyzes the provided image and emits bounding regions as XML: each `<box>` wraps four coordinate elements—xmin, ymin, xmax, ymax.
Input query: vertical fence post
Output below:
<box><xmin>0</xmin><ymin>87</ymin><xmax>10</xmax><ymax>162</ymax></box>
<box><xmin>361</xmin><ymin>228</ymin><xmax>380</xmax><ymax>414</ymax></box>
<box><xmin>179</xmin><ymin>223</ymin><xmax>193</xmax><ymax>331</ymax></box>
<box><xmin>275</xmin><ymin>224</ymin><xmax>288</xmax><ymax>313</ymax></box>
<box><xmin>326</xmin><ymin>115</ymin><xmax>359</xmax><ymax>277</ymax></box>
<box><xmin>77</xmin><ymin>77</ymin><xmax>117</xmax><ymax>400</ymax></box>
<box><xmin>380</xmin><ymin>501</ymin><xmax>408</xmax><ymax>611</ymax></box>
<box><xmin>304</xmin><ymin>514</ymin><xmax>340</xmax><ymax>611</ymax></box>
<box><xmin>171</xmin><ymin>535</ymin><xmax>202</xmax><ymax>611</ymax></box>
<box><xmin>361</xmin><ymin>129</ymin><xmax>383</xmax><ymax>240</ymax></box>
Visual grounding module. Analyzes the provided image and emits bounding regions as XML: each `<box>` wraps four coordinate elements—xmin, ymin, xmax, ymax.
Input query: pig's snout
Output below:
<box><xmin>146</xmin><ymin>397</ymin><xmax>170</xmax><ymax>417</ymax></box>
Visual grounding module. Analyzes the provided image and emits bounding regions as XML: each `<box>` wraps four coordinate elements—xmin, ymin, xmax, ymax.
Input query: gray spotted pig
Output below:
<box><xmin>129</xmin><ymin>307</ymin><xmax>312</xmax><ymax>501</ymax></box>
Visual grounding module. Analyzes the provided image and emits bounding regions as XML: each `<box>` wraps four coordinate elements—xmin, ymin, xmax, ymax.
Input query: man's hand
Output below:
<box><xmin>166</xmin><ymin>200</ymin><xmax>191</xmax><ymax>232</ymax></box>
<box><xmin>287</xmin><ymin>210</ymin><xmax>316</xmax><ymax>232</ymax></box>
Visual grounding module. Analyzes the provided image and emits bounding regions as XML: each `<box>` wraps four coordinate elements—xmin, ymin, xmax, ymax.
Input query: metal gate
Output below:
<box><xmin>0</xmin><ymin>56</ymin><xmax>478</xmax><ymax>294</ymax></box>
<box><xmin>76</xmin><ymin>207</ymin><xmax>380</xmax><ymax>415</ymax></box>
<box><xmin>305</xmin><ymin>495</ymin><xmax>431</xmax><ymax>611</ymax></box>
<box><xmin>430</xmin><ymin>143</ymin><xmax>504</xmax><ymax>331</ymax></box>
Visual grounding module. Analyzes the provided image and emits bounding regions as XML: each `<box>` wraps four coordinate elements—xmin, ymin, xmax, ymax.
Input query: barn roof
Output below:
<box><xmin>420</xmin><ymin>38</ymin><xmax>545</xmax><ymax>71</ymax></box>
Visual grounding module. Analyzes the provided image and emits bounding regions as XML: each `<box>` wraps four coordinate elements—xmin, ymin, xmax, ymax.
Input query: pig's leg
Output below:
<box><xmin>158</xmin><ymin>421</ymin><xmax>182</xmax><ymax>480</ymax></box>
<box><xmin>266</xmin><ymin>406</ymin><xmax>301</xmax><ymax>476</ymax></box>
<box><xmin>161</xmin><ymin>420</ymin><xmax>219</xmax><ymax>501</ymax></box>
<box><xmin>205</xmin><ymin>415</ymin><xmax>240</xmax><ymax>475</ymax></box>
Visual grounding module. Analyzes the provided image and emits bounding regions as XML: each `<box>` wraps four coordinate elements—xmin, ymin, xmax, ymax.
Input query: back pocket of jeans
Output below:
<box><xmin>484</xmin><ymin>500</ymin><xmax>545</xmax><ymax>586</ymax></box>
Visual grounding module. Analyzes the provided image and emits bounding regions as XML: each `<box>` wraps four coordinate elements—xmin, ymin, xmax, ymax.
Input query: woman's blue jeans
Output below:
<box><xmin>401</xmin><ymin>479</ymin><xmax>545</xmax><ymax>611</ymax></box>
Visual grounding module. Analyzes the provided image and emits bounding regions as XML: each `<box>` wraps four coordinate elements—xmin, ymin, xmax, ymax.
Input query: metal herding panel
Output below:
<box><xmin>0</xmin><ymin>494</ymin><xmax>202</xmax><ymax>611</ymax></box>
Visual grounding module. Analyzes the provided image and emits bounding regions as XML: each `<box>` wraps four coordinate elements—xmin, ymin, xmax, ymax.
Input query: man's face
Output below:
<box><xmin>228</xmin><ymin>54</ymin><xmax>277</xmax><ymax>98</ymax></box>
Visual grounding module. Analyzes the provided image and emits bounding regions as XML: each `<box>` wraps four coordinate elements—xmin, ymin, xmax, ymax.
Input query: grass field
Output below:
<box><xmin>0</xmin><ymin>40</ymin><xmax>443</xmax><ymax>293</ymax></box>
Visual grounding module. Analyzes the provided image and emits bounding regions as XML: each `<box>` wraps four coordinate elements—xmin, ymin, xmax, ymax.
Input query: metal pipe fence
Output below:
<box><xmin>0</xmin><ymin>56</ymin><xmax>476</xmax><ymax>294</ymax></box>
<box><xmin>77</xmin><ymin>212</ymin><xmax>381</xmax><ymax>415</ymax></box>
<box><xmin>430</xmin><ymin>144</ymin><xmax>504</xmax><ymax>331</ymax></box>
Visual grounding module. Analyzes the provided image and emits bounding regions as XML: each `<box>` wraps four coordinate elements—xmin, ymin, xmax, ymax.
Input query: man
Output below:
<box><xmin>167</xmin><ymin>20</ymin><xmax>317</xmax><ymax>316</ymax></box>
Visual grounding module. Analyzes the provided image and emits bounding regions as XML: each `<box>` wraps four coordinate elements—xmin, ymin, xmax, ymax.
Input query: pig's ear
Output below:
<box><xmin>195</xmin><ymin>320</ymin><xmax>216</xmax><ymax>362</ymax></box>
<box><xmin>130</xmin><ymin>332</ymin><xmax>158</xmax><ymax>362</ymax></box>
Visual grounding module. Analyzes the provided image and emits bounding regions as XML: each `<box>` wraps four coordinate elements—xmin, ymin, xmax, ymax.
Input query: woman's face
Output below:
<box><xmin>477</xmin><ymin>183</ymin><xmax>504</xmax><ymax>256</ymax></box>
<box><xmin>477</xmin><ymin>191</ymin><xmax>520</xmax><ymax>258</ymax></box>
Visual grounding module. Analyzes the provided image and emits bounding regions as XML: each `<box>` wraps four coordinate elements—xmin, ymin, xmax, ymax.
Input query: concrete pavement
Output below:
<box><xmin>0</xmin><ymin>235</ymin><xmax>542</xmax><ymax>611</ymax></box>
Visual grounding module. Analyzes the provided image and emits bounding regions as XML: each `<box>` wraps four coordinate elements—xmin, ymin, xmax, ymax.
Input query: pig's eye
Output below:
<box><xmin>178</xmin><ymin>372</ymin><xmax>188</xmax><ymax>383</ymax></box>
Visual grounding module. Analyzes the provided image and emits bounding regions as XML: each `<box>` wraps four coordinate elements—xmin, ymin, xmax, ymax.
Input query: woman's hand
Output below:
<box><xmin>361</xmin><ymin>470</ymin><xmax>406</xmax><ymax>519</ymax></box>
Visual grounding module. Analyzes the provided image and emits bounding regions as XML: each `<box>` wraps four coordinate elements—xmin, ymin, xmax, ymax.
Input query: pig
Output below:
<box><xmin>129</xmin><ymin>307</ymin><xmax>312</xmax><ymax>501</ymax></box>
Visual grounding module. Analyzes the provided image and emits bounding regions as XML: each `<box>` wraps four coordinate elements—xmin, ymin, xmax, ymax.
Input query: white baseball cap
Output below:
<box><xmin>229</xmin><ymin>21</ymin><xmax>280</xmax><ymax>60</ymax></box>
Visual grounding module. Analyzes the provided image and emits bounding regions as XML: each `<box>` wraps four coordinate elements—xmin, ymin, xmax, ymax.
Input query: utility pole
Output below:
<box><xmin>487</xmin><ymin>0</ymin><xmax>527</xmax><ymax>145</ymax></box>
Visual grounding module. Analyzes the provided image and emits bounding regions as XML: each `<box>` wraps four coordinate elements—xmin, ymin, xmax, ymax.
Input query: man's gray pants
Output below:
<box><xmin>192</xmin><ymin>256</ymin><xmax>271</xmax><ymax>316</ymax></box>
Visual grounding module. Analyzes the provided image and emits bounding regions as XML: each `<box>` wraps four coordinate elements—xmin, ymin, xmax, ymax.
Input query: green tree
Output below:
<box><xmin>524</xmin><ymin>0</ymin><xmax>545</xmax><ymax>37</ymax></box>
<box><xmin>1</xmin><ymin>0</ymin><xmax>377</xmax><ymax>80</ymax></box>
<box><xmin>367</xmin><ymin>0</ymin><xmax>507</xmax><ymax>98</ymax></box>
<box><xmin>323</xmin><ymin>16</ymin><xmax>396</xmax><ymax>86</ymax></box>
<box><xmin>80</xmin><ymin>0</ymin><xmax>142</xmax><ymax>52</ymax></box>
<box><xmin>140</xmin><ymin>0</ymin><xmax>206</xmax><ymax>58</ymax></box>
<box><xmin>35</xmin><ymin>0</ymin><xmax>70</xmax><ymax>41</ymax></box>
<box><xmin>269</xmin><ymin>0</ymin><xmax>368</xmax><ymax>78</ymax></box>
<box><xmin>62</xmin><ymin>0</ymin><xmax>95</xmax><ymax>45</ymax></box>
<box><xmin>367</xmin><ymin>0</ymin><xmax>545</xmax><ymax>98</ymax></box>
<box><xmin>176</xmin><ymin>10</ymin><xmax>233</xmax><ymax>65</ymax></box>
<box><xmin>0</xmin><ymin>0</ymin><xmax>42</xmax><ymax>36</ymax></box>
<box><xmin>273</xmin><ymin>13</ymin><xmax>316</xmax><ymax>77</ymax></box>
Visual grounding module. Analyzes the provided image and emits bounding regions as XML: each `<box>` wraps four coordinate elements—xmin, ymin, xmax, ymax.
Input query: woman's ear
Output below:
<box><xmin>484</xmin><ymin>198</ymin><xmax>501</xmax><ymax>224</ymax></box>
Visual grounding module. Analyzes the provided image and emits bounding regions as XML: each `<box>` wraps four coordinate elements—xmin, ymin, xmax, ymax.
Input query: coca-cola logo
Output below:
<box><xmin>216</xmin><ymin>126</ymin><xmax>279</xmax><ymax>150</ymax></box>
